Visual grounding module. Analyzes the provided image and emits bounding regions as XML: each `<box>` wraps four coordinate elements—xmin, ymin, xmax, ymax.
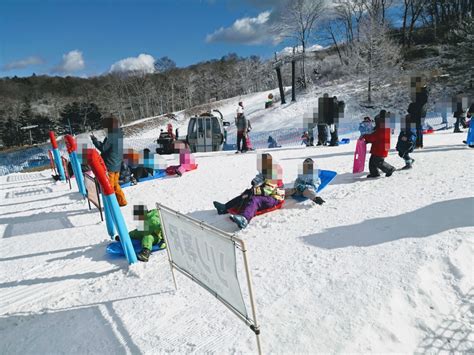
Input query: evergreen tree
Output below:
<box><xmin>59</xmin><ymin>102</ymin><xmax>81</xmax><ymax>135</ymax></box>
<box><xmin>1</xmin><ymin>118</ymin><xmax>22</xmax><ymax>147</ymax></box>
<box><xmin>31</xmin><ymin>115</ymin><xmax>55</xmax><ymax>143</ymax></box>
<box><xmin>18</xmin><ymin>99</ymin><xmax>34</xmax><ymax>145</ymax></box>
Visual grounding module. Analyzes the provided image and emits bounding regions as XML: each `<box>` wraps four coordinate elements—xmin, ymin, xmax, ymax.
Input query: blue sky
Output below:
<box><xmin>0</xmin><ymin>0</ymin><xmax>404</xmax><ymax>78</ymax></box>
<box><xmin>0</xmin><ymin>0</ymin><xmax>293</xmax><ymax>77</ymax></box>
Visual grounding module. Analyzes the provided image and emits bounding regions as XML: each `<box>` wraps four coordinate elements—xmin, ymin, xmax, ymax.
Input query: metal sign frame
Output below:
<box><xmin>156</xmin><ymin>203</ymin><xmax>262</xmax><ymax>354</ymax></box>
<box><xmin>48</xmin><ymin>150</ymin><xmax>57</xmax><ymax>175</ymax></box>
<box><xmin>84</xmin><ymin>173</ymin><xmax>104</xmax><ymax>221</ymax></box>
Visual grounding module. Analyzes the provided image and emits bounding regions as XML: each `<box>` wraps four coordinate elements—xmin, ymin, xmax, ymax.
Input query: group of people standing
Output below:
<box><xmin>301</xmin><ymin>94</ymin><xmax>345</xmax><ymax>147</ymax></box>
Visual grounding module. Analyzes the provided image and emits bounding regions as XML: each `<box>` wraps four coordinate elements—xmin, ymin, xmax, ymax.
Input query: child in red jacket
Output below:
<box><xmin>362</xmin><ymin>110</ymin><xmax>395</xmax><ymax>178</ymax></box>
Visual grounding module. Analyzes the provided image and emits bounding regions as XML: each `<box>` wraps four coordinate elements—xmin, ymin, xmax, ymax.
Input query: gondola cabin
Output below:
<box><xmin>186</xmin><ymin>110</ymin><xmax>229</xmax><ymax>152</ymax></box>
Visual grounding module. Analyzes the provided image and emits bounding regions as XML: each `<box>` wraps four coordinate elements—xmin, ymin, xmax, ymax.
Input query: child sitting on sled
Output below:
<box><xmin>212</xmin><ymin>153</ymin><xmax>285</xmax><ymax>229</ymax></box>
<box><xmin>285</xmin><ymin>158</ymin><xmax>325</xmax><ymax>205</ymax></box>
<box><xmin>116</xmin><ymin>205</ymin><xmax>166</xmax><ymax>262</ymax></box>
<box><xmin>396</xmin><ymin>114</ymin><xmax>417</xmax><ymax>170</ymax></box>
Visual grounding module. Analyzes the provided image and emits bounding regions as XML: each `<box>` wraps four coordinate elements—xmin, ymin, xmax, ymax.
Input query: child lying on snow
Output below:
<box><xmin>284</xmin><ymin>158</ymin><xmax>325</xmax><ymax>205</ymax></box>
<box><xmin>212</xmin><ymin>153</ymin><xmax>284</xmax><ymax>229</ymax></box>
<box><xmin>116</xmin><ymin>205</ymin><xmax>166</xmax><ymax>262</ymax></box>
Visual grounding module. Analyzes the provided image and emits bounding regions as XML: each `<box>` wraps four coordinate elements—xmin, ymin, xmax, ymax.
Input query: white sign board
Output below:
<box><xmin>159</xmin><ymin>207</ymin><xmax>248</xmax><ymax>319</ymax></box>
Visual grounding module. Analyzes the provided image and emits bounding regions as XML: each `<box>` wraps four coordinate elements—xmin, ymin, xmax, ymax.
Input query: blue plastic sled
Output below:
<box><xmin>106</xmin><ymin>239</ymin><xmax>165</xmax><ymax>256</ymax></box>
<box><xmin>292</xmin><ymin>169</ymin><xmax>337</xmax><ymax>201</ymax></box>
<box><xmin>121</xmin><ymin>169</ymin><xmax>166</xmax><ymax>188</ymax></box>
<box><xmin>339</xmin><ymin>138</ymin><xmax>350</xmax><ymax>145</ymax></box>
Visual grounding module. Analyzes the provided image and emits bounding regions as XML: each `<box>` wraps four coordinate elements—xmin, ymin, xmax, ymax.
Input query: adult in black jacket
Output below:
<box><xmin>408</xmin><ymin>85</ymin><xmax>428</xmax><ymax>148</ymax></box>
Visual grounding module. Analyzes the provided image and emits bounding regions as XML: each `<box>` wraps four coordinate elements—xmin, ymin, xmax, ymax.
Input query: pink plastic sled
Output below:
<box><xmin>353</xmin><ymin>139</ymin><xmax>367</xmax><ymax>173</ymax></box>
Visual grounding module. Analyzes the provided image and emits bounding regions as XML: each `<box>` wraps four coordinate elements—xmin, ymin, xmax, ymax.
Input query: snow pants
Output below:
<box><xmin>239</xmin><ymin>195</ymin><xmax>279</xmax><ymax>222</ymax></box>
<box><xmin>225</xmin><ymin>191</ymin><xmax>279</xmax><ymax>221</ymax></box>
<box><xmin>108</xmin><ymin>171</ymin><xmax>127</xmax><ymax>206</ymax></box>
<box><xmin>237</xmin><ymin>132</ymin><xmax>248</xmax><ymax>152</ymax></box>
<box><xmin>317</xmin><ymin>124</ymin><xmax>328</xmax><ymax>145</ymax></box>
<box><xmin>369</xmin><ymin>155</ymin><xmax>394</xmax><ymax>176</ymax></box>
<box><xmin>329</xmin><ymin>125</ymin><xmax>339</xmax><ymax>146</ymax></box>
<box><xmin>398</xmin><ymin>148</ymin><xmax>414</xmax><ymax>166</ymax></box>
<box><xmin>129</xmin><ymin>230</ymin><xmax>163</xmax><ymax>250</ymax></box>
<box><xmin>416</xmin><ymin>124</ymin><xmax>424</xmax><ymax>148</ymax></box>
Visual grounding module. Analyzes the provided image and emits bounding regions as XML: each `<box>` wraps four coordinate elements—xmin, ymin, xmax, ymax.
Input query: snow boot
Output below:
<box><xmin>230</xmin><ymin>214</ymin><xmax>248</xmax><ymax>229</ymax></box>
<box><xmin>114</xmin><ymin>235</ymin><xmax>120</xmax><ymax>242</ymax></box>
<box><xmin>366</xmin><ymin>174</ymin><xmax>381</xmax><ymax>178</ymax></box>
<box><xmin>213</xmin><ymin>201</ymin><xmax>227</xmax><ymax>215</ymax></box>
<box><xmin>401</xmin><ymin>164</ymin><xmax>412</xmax><ymax>170</ymax></box>
<box><xmin>137</xmin><ymin>248</ymin><xmax>151</xmax><ymax>262</ymax></box>
<box><xmin>312</xmin><ymin>196</ymin><xmax>325</xmax><ymax>205</ymax></box>
<box><xmin>157</xmin><ymin>240</ymin><xmax>167</xmax><ymax>250</ymax></box>
<box><xmin>385</xmin><ymin>167</ymin><xmax>396</xmax><ymax>177</ymax></box>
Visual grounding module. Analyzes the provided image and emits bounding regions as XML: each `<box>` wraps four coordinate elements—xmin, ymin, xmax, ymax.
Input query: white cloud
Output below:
<box><xmin>52</xmin><ymin>50</ymin><xmax>85</xmax><ymax>74</ymax></box>
<box><xmin>2</xmin><ymin>56</ymin><xmax>44</xmax><ymax>71</ymax></box>
<box><xmin>206</xmin><ymin>11</ymin><xmax>280</xmax><ymax>45</ymax></box>
<box><xmin>109</xmin><ymin>54</ymin><xmax>155</xmax><ymax>74</ymax></box>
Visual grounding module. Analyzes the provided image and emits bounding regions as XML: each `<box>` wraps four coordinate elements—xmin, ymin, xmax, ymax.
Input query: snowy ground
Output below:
<box><xmin>0</xmin><ymin>131</ymin><xmax>473</xmax><ymax>354</ymax></box>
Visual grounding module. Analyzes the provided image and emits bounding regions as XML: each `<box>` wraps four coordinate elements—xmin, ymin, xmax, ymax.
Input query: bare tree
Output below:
<box><xmin>273</xmin><ymin>0</ymin><xmax>327</xmax><ymax>87</ymax></box>
<box><xmin>345</xmin><ymin>15</ymin><xmax>402</xmax><ymax>103</ymax></box>
<box><xmin>401</xmin><ymin>0</ymin><xmax>428</xmax><ymax>47</ymax></box>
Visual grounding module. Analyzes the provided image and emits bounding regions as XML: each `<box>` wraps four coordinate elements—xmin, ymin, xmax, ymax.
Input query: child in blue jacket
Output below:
<box><xmin>359</xmin><ymin>116</ymin><xmax>375</xmax><ymax>136</ymax></box>
<box><xmin>285</xmin><ymin>158</ymin><xmax>325</xmax><ymax>205</ymax></box>
<box><xmin>396</xmin><ymin>114</ymin><xmax>417</xmax><ymax>170</ymax></box>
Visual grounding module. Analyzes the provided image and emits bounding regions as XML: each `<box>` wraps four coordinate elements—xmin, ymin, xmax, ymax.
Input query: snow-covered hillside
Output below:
<box><xmin>1</xmin><ymin>131</ymin><xmax>472</xmax><ymax>354</ymax></box>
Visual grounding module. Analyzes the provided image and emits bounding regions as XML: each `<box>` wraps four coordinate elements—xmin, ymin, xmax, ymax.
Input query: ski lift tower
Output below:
<box><xmin>273</xmin><ymin>48</ymin><xmax>305</xmax><ymax>105</ymax></box>
<box><xmin>21</xmin><ymin>125</ymin><xmax>38</xmax><ymax>145</ymax></box>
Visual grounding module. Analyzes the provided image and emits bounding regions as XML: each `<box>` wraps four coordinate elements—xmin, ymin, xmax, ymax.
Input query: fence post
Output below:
<box><xmin>49</xmin><ymin>131</ymin><xmax>65</xmax><ymax>181</ymax></box>
<box><xmin>64</xmin><ymin>135</ymin><xmax>87</xmax><ymax>196</ymax></box>
<box><xmin>86</xmin><ymin>148</ymin><xmax>137</xmax><ymax>264</ymax></box>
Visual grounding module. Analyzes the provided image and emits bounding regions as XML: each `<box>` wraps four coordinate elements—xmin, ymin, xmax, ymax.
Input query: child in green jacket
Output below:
<box><xmin>117</xmin><ymin>205</ymin><xmax>166</xmax><ymax>262</ymax></box>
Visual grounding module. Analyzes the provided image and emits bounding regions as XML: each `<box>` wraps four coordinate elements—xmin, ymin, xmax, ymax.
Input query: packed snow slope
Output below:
<box><xmin>0</xmin><ymin>132</ymin><xmax>473</xmax><ymax>354</ymax></box>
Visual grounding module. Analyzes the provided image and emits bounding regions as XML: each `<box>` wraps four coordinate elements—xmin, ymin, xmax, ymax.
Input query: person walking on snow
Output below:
<box><xmin>91</xmin><ymin>115</ymin><xmax>127</xmax><ymax>206</ymax></box>
<box><xmin>235</xmin><ymin>101</ymin><xmax>248</xmax><ymax>153</ymax></box>
<box><xmin>362</xmin><ymin>110</ymin><xmax>396</xmax><ymax>178</ymax></box>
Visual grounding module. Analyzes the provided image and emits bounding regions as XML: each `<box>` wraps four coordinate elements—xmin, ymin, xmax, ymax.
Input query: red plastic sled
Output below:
<box><xmin>227</xmin><ymin>200</ymin><xmax>284</xmax><ymax>216</ymax></box>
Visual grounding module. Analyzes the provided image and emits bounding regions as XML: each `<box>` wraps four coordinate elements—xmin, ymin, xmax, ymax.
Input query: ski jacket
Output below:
<box><xmin>129</xmin><ymin>209</ymin><xmax>163</xmax><ymax>244</ymax></box>
<box><xmin>396</xmin><ymin>129</ymin><xmax>416</xmax><ymax>154</ymax></box>
<box><xmin>294</xmin><ymin>172</ymin><xmax>321</xmax><ymax>194</ymax></box>
<box><xmin>235</xmin><ymin>115</ymin><xmax>248</xmax><ymax>133</ymax></box>
<box><xmin>251</xmin><ymin>173</ymin><xmax>284</xmax><ymax>200</ymax></box>
<box><xmin>253</xmin><ymin>179</ymin><xmax>285</xmax><ymax>201</ymax></box>
<box><xmin>363</xmin><ymin>127</ymin><xmax>391</xmax><ymax>158</ymax></box>
<box><xmin>91</xmin><ymin>130</ymin><xmax>123</xmax><ymax>172</ymax></box>
<box><xmin>359</xmin><ymin>121</ymin><xmax>375</xmax><ymax>136</ymax></box>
